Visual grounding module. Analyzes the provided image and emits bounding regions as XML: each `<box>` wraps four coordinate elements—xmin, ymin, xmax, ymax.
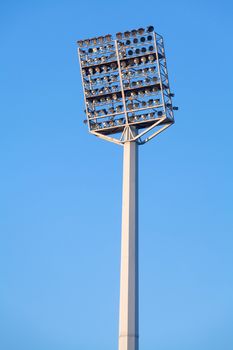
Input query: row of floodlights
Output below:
<box><xmin>80</xmin><ymin>44</ymin><xmax>114</xmax><ymax>55</ymax></box>
<box><xmin>87</xmin><ymin>99</ymin><xmax>161</xmax><ymax>117</ymax></box>
<box><xmin>86</xmin><ymin>74</ymin><xmax>119</xmax><ymax>85</ymax></box>
<box><xmin>116</xmin><ymin>26</ymin><xmax>154</xmax><ymax>39</ymax></box>
<box><xmin>82</xmin><ymin>62</ymin><xmax>118</xmax><ymax>76</ymax></box>
<box><xmin>121</xmin><ymin>54</ymin><xmax>156</xmax><ymax>68</ymax></box>
<box><xmin>89</xmin><ymin>110</ymin><xmax>160</xmax><ymax>130</ymax></box>
<box><xmin>79</xmin><ymin>36</ymin><xmax>154</xmax><ymax>56</ymax></box>
<box><xmin>78</xmin><ymin>34</ymin><xmax>112</xmax><ymax>47</ymax></box>
<box><xmin>89</xmin><ymin>118</ymin><xmax>125</xmax><ymax>129</ymax></box>
<box><xmin>86</xmin><ymin>87</ymin><xmax>161</xmax><ymax>105</ymax></box>
<box><xmin>127</xmin><ymin>99</ymin><xmax>160</xmax><ymax>110</ymax></box>
<box><xmin>81</xmin><ymin>53</ymin><xmax>116</xmax><ymax>66</ymax></box>
<box><xmin>124</xmin><ymin>77</ymin><xmax>158</xmax><ymax>88</ymax></box>
<box><xmin>77</xmin><ymin>26</ymin><xmax>154</xmax><ymax>48</ymax></box>
<box><xmin>88</xmin><ymin>105</ymin><xmax>124</xmax><ymax>117</ymax></box>
<box><xmin>118</xmin><ymin>35</ymin><xmax>153</xmax><ymax>47</ymax></box>
<box><xmin>126</xmin><ymin>46</ymin><xmax>154</xmax><ymax>56</ymax></box>
<box><xmin>122</xmin><ymin>66</ymin><xmax>156</xmax><ymax>78</ymax></box>
<box><xmin>84</xmin><ymin>67</ymin><xmax>157</xmax><ymax>85</ymax></box>
<box><xmin>81</xmin><ymin>46</ymin><xmax>155</xmax><ymax>67</ymax></box>
<box><xmin>82</xmin><ymin>54</ymin><xmax>157</xmax><ymax>76</ymax></box>
<box><xmin>85</xmin><ymin>85</ymin><xmax>119</xmax><ymax>97</ymax></box>
<box><xmin>129</xmin><ymin>110</ymin><xmax>163</xmax><ymax>120</ymax></box>
<box><xmin>85</xmin><ymin>78</ymin><xmax>158</xmax><ymax>97</ymax></box>
<box><xmin>85</xmin><ymin>77</ymin><xmax>158</xmax><ymax>97</ymax></box>
<box><xmin>125</xmin><ymin>86</ymin><xmax>159</xmax><ymax>98</ymax></box>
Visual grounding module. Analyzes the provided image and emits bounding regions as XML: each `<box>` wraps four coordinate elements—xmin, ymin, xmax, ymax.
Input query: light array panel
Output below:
<box><xmin>77</xmin><ymin>26</ymin><xmax>177</xmax><ymax>144</ymax></box>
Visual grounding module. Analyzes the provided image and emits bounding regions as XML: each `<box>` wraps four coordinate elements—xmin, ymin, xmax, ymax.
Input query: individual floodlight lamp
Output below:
<box><xmin>76</xmin><ymin>25</ymin><xmax>177</xmax><ymax>350</ymax></box>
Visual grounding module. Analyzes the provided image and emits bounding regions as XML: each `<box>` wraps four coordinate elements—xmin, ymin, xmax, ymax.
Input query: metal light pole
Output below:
<box><xmin>119</xmin><ymin>131</ymin><xmax>138</xmax><ymax>350</ymax></box>
<box><xmin>76</xmin><ymin>25</ymin><xmax>177</xmax><ymax>350</ymax></box>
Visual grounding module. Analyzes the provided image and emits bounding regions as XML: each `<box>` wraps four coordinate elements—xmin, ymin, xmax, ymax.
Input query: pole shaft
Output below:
<box><xmin>118</xmin><ymin>140</ymin><xmax>138</xmax><ymax>350</ymax></box>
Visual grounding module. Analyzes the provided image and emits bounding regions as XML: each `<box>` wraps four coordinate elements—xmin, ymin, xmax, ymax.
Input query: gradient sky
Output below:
<box><xmin>1</xmin><ymin>1</ymin><xmax>233</xmax><ymax>350</ymax></box>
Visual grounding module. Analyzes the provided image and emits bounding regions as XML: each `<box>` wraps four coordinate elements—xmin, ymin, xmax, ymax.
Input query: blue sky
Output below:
<box><xmin>1</xmin><ymin>0</ymin><xmax>233</xmax><ymax>349</ymax></box>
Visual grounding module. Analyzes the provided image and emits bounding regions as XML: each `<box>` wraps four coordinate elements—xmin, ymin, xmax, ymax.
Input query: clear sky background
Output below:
<box><xmin>1</xmin><ymin>1</ymin><xmax>233</xmax><ymax>349</ymax></box>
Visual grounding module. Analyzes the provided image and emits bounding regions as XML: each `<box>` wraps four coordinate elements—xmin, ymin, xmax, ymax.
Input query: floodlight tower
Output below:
<box><xmin>77</xmin><ymin>26</ymin><xmax>177</xmax><ymax>350</ymax></box>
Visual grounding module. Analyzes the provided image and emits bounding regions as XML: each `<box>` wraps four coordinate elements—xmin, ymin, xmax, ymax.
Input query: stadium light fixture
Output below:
<box><xmin>76</xmin><ymin>25</ymin><xmax>177</xmax><ymax>350</ymax></box>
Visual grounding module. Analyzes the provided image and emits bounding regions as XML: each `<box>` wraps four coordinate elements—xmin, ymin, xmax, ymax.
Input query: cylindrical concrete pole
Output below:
<box><xmin>118</xmin><ymin>139</ymin><xmax>138</xmax><ymax>350</ymax></box>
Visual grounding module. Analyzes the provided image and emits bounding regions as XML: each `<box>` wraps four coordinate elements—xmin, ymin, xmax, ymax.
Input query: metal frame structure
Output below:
<box><xmin>76</xmin><ymin>25</ymin><xmax>177</xmax><ymax>350</ymax></box>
